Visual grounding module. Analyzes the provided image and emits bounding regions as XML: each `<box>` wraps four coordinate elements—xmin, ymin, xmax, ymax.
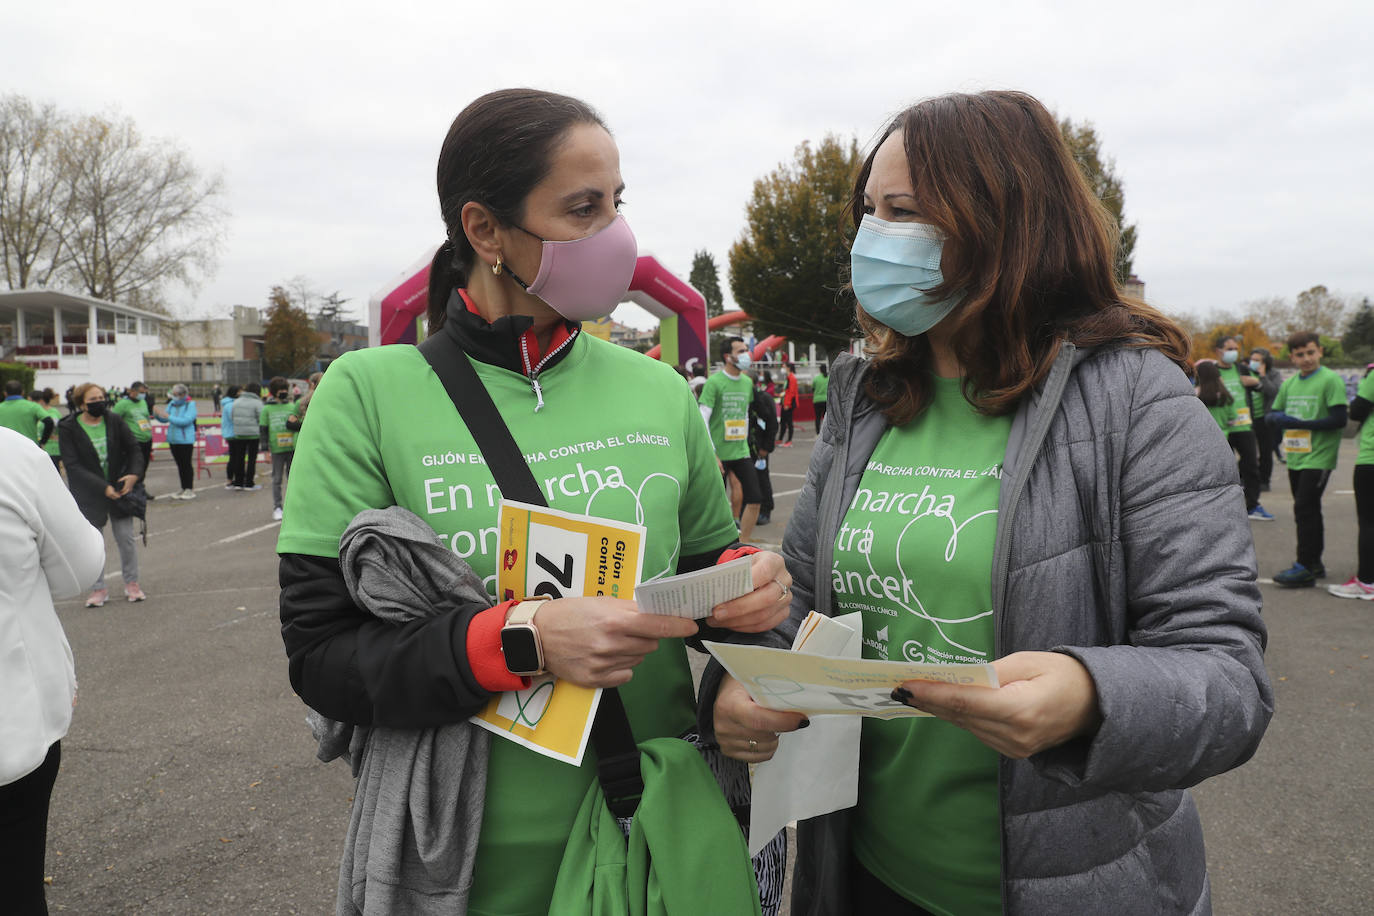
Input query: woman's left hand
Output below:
<box><xmin>705</xmin><ymin>550</ymin><xmax>792</xmax><ymax>633</ymax></box>
<box><xmin>892</xmin><ymin>651</ymin><xmax>1102</xmax><ymax>759</ymax></box>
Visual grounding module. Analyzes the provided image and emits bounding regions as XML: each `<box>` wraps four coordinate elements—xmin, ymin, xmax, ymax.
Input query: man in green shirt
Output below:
<box><xmin>111</xmin><ymin>381</ymin><xmax>169</xmax><ymax>487</ymax></box>
<box><xmin>1214</xmin><ymin>335</ymin><xmax>1270</xmax><ymax>520</ymax></box>
<box><xmin>1267</xmin><ymin>331</ymin><xmax>1349</xmax><ymax>587</ymax></box>
<box><xmin>0</xmin><ymin>380</ymin><xmax>54</xmax><ymax>448</ymax></box>
<box><xmin>812</xmin><ymin>362</ymin><xmax>829</xmax><ymax>433</ymax></box>
<box><xmin>699</xmin><ymin>336</ymin><xmax>762</xmax><ymax>540</ymax></box>
<box><xmin>259</xmin><ymin>376</ymin><xmax>298</xmax><ymax>521</ymax></box>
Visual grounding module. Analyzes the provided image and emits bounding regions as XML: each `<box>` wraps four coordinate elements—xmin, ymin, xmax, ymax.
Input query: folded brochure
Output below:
<box><xmin>634</xmin><ymin>555</ymin><xmax>754</xmax><ymax>619</ymax></box>
<box><xmin>704</xmin><ymin>634</ymin><xmax>999</xmax><ymax>719</ymax></box>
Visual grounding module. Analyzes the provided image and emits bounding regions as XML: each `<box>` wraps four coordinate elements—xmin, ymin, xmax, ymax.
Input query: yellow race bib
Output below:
<box><xmin>1234</xmin><ymin>406</ymin><xmax>1252</xmax><ymax>426</ymax></box>
<box><xmin>1284</xmin><ymin>429</ymin><xmax>1312</xmax><ymax>453</ymax></box>
<box><xmin>724</xmin><ymin>418</ymin><xmax>747</xmax><ymax>441</ymax></box>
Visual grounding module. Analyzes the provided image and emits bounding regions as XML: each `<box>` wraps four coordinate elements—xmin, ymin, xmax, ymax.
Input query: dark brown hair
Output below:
<box><xmin>1286</xmin><ymin>330</ymin><xmax>1321</xmax><ymax>352</ymax></box>
<box><xmin>426</xmin><ymin>89</ymin><xmax>606</xmax><ymax>332</ymax></box>
<box><xmin>1193</xmin><ymin>360</ymin><xmax>1232</xmax><ymax>408</ymax></box>
<box><xmin>849</xmin><ymin>91</ymin><xmax>1190</xmax><ymax>424</ymax></box>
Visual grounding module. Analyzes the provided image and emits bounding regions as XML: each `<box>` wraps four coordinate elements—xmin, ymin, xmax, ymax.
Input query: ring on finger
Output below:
<box><xmin>776</xmin><ymin>580</ymin><xmax>791</xmax><ymax>603</ymax></box>
<box><xmin>748</xmin><ymin>738</ymin><xmax>758</xmax><ymax>752</ymax></box>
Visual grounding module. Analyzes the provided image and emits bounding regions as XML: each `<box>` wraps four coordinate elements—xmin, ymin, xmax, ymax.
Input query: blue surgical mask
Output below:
<box><xmin>850</xmin><ymin>214</ymin><xmax>963</xmax><ymax>337</ymax></box>
<box><xmin>1221</xmin><ymin>349</ymin><xmax>1239</xmax><ymax>365</ymax></box>
<box><xmin>734</xmin><ymin>353</ymin><xmax>752</xmax><ymax>372</ymax></box>
<box><xmin>1249</xmin><ymin>360</ymin><xmax>1263</xmax><ymax>373</ymax></box>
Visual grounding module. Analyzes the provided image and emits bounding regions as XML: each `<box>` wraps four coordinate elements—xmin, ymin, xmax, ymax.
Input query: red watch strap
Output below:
<box><xmin>467</xmin><ymin>600</ymin><xmax>530</xmax><ymax>692</ymax></box>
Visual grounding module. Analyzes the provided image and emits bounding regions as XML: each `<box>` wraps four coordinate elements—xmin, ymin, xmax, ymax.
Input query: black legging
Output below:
<box><xmin>1356</xmin><ymin>465</ymin><xmax>1374</xmax><ymax>582</ymax></box>
<box><xmin>1254</xmin><ymin>417</ymin><xmax>1276</xmax><ymax>486</ymax></box>
<box><xmin>0</xmin><ymin>740</ymin><xmax>60</xmax><ymax>915</ymax></box>
<box><xmin>1290</xmin><ymin>467</ymin><xmax>1332</xmax><ymax>569</ymax></box>
<box><xmin>1227</xmin><ymin>428</ymin><xmax>1261</xmax><ymax>511</ymax></box>
<box><xmin>778</xmin><ymin>406</ymin><xmax>794</xmax><ymax>444</ymax></box>
<box><xmin>170</xmin><ymin>442</ymin><xmax>195</xmax><ymax>491</ymax></box>
<box><xmin>814</xmin><ymin>401</ymin><xmax>827</xmax><ymax>433</ymax></box>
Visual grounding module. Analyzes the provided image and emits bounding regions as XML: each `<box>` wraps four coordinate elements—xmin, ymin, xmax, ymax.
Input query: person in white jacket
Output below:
<box><xmin>0</xmin><ymin>425</ymin><xmax>105</xmax><ymax>914</ymax></box>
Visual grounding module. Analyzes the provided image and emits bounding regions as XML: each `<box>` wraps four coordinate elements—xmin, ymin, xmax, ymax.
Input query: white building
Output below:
<box><xmin>0</xmin><ymin>290</ymin><xmax>166</xmax><ymax>392</ymax></box>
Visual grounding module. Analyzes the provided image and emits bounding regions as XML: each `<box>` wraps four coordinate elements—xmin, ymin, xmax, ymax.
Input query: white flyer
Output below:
<box><xmin>745</xmin><ymin>612</ymin><xmax>863</xmax><ymax>856</ymax></box>
<box><xmin>633</xmin><ymin>555</ymin><xmax>754</xmax><ymax>619</ymax></box>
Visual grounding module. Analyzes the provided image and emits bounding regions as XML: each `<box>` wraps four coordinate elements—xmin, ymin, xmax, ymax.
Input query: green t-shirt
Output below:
<box><xmin>42</xmin><ymin>406</ymin><xmax>62</xmax><ymax>456</ymax></box>
<box><xmin>81</xmin><ymin>417</ymin><xmax>109</xmax><ymax>477</ymax></box>
<box><xmin>833</xmin><ymin>377</ymin><xmax>1007</xmax><ymax>916</ymax></box>
<box><xmin>1205</xmin><ymin>399</ymin><xmax>1238</xmax><ymax>433</ymax></box>
<box><xmin>1216</xmin><ymin>364</ymin><xmax>1253</xmax><ymax>431</ymax></box>
<box><xmin>1357</xmin><ymin>374</ymin><xmax>1374</xmax><ymax>466</ymax></box>
<box><xmin>698</xmin><ymin>369</ymin><xmax>754</xmax><ymax>461</ymax></box>
<box><xmin>1272</xmin><ymin>366</ymin><xmax>1346</xmax><ymax>471</ymax></box>
<box><xmin>0</xmin><ymin>397</ymin><xmax>50</xmax><ymax>444</ymax></box>
<box><xmin>812</xmin><ymin>374</ymin><xmax>829</xmax><ymax>403</ymax></box>
<box><xmin>112</xmin><ymin>396</ymin><xmax>153</xmax><ymax>443</ymax></box>
<box><xmin>259</xmin><ymin>401</ymin><xmax>298</xmax><ymax>453</ymax></box>
<box><xmin>277</xmin><ymin>335</ymin><xmax>737</xmax><ymax>916</ymax></box>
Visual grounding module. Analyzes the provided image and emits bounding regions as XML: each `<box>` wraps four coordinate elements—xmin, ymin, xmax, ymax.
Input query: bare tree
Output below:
<box><xmin>0</xmin><ymin>95</ymin><xmax>74</xmax><ymax>289</ymax></box>
<box><xmin>57</xmin><ymin>112</ymin><xmax>227</xmax><ymax>309</ymax></box>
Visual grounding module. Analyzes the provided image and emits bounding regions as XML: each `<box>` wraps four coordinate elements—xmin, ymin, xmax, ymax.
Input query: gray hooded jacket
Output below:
<box><xmin>783</xmin><ymin>344</ymin><xmax>1273</xmax><ymax>915</ymax></box>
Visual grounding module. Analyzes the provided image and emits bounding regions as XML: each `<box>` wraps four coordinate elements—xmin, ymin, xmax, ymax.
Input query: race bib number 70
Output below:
<box><xmin>470</xmin><ymin>500</ymin><xmax>646</xmax><ymax>766</ymax></box>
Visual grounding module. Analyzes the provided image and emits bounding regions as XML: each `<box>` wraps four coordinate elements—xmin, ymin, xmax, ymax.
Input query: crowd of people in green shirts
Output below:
<box><xmin>1193</xmin><ymin>329</ymin><xmax>1373</xmax><ymax>595</ymax></box>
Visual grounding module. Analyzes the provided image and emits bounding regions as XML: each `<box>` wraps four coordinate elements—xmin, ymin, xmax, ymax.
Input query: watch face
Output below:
<box><xmin>501</xmin><ymin>626</ymin><xmax>541</xmax><ymax>674</ymax></box>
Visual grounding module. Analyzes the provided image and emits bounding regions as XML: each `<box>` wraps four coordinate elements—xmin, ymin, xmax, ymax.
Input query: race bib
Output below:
<box><xmin>724</xmin><ymin>418</ymin><xmax>747</xmax><ymax>441</ymax></box>
<box><xmin>137</xmin><ymin>418</ymin><xmax>151</xmax><ymax>431</ymax></box>
<box><xmin>1284</xmin><ymin>430</ymin><xmax>1312</xmax><ymax>453</ymax></box>
<box><xmin>275</xmin><ymin>431</ymin><xmax>295</xmax><ymax>448</ymax></box>
<box><xmin>471</xmin><ymin>500</ymin><xmax>646</xmax><ymax>766</ymax></box>
<box><xmin>1233</xmin><ymin>406</ymin><xmax>1252</xmax><ymax>426</ymax></box>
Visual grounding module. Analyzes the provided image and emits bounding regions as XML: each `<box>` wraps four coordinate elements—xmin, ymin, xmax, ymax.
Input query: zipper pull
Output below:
<box><xmin>531</xmin><ymin>375</ymin><xmax>544</xmax><ymax>413</ymax></box>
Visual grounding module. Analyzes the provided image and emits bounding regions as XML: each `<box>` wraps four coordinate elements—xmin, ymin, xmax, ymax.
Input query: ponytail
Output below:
<box><xmin>427</xmin><ymin>239</ymin><xmax>464</xmax><ymax>333</ymax></box>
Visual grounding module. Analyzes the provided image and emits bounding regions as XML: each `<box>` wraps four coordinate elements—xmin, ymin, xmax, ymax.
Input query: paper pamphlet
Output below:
<box><xmin>746</xmin><ymin>612</ymin><xmax>863</xmax><ymax>855</ymax></box>
<box><xmin>633</xmin><ymin>555</ymin><xmax>754</xmax><ymax>619</ymax></box>
<box><xmin>469</xmin><ymin>500</ymin><xmax>646</xmax><ymax>766</ymax></box>
<box><xmin>704</xmin><ymin>635</ymin><xmax>999</xmax><ymax>720</ymax></box>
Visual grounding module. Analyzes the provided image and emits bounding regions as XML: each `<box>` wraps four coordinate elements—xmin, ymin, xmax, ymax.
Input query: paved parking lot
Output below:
<box><xmin>41</xmin><ymin>431</ymin><xmax>1372</xmax><ymax>913</ymax></box>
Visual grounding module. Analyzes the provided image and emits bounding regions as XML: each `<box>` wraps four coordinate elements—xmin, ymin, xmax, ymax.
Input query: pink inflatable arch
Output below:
<box><xmin>369</xmin><ymin>251</ymin><xmax>708</xmax><ymax>369</ymax></box>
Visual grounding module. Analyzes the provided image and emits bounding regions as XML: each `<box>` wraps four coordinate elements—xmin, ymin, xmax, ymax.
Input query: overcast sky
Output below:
<box><xmin>7</xmin><ymin>0</ymin><xmax>1372</xmax><ymax>331</ymax></box>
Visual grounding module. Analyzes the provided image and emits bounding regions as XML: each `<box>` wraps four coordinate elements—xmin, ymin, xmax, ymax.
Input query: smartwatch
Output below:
<box><xmin>500</xmin><ymin>597</ymin><xmax>551</xmax><ymax>677</ymax></box>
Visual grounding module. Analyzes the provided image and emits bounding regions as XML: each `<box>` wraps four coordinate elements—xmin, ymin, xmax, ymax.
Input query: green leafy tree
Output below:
<box><xmin>1059</xmin><ymin>117</ymin><xmax>1137</xmax><ymax>284</ymax></box>
<box><xmin>728</xmin><ymin>134</ymin><xmax>861</xmax><ymax>354</ymax></box>
<box><xmin>263</xmin><ymin>285</ymin><xmax>319</xmax><ymax>377</ymax></box>
<box><xmin>1343</xmin><ymin>298</ymin><xmax>1374</xmax><ymax>366</ymax></box>
<box><xmin>688</xmin><ymin>249</ymin><xmax>724</xmax><ymax>319</ymax></box>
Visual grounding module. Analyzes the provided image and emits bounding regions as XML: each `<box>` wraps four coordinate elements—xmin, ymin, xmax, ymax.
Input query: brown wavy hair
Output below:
<box><xmin>850</xmin><ymin>91</ymin><xmax>1189</xmax><ymax>424</ymax></box>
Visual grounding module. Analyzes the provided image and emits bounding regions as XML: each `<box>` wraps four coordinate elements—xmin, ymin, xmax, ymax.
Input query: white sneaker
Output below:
<box><xmin>1326</xmin><ymin>577</ymin><xmax>1374</xmax><ymax>600</ymax></box>
<box><xmin>181</xmin><ymin>489</ymin><xmax>197</xmax><ymax>500</ymax></box>
<box><xmin>167</xmin><ymin>490</ymin><xmax>185</xmax><ymax>500</ymax></box>
<box><xmin>272</xmin><ymin>507</ymin><xmax>283</xmax><ymax>521</ymax></box>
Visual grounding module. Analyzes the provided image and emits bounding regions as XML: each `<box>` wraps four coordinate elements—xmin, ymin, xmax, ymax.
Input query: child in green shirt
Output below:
<box><xmin>1266</xmin><ymin>332</ymin><xmax>1349</xmax><ymax>587</ymax></box>
<box><xmin>1193</xmin><ymin>361</ymin><xmax>1238</xmax><ymax>433</ymax></box>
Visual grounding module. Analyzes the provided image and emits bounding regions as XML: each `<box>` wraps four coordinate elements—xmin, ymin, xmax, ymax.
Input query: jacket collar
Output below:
<box><xmin>442</xmin><ymin>289</ymin><xmax>580</xmax><ymax>378</ymax></box>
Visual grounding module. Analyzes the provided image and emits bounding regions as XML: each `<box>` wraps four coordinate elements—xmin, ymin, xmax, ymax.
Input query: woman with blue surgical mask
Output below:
<box><xmin>719</xmin><ymin>91</ymin><xmax>1273</xmax><ymax>915</ymax></box>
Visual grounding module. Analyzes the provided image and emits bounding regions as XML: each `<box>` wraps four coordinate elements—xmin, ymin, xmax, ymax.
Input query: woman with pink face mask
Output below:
<box><xmin>277</xmin><ymin>90</ymin><xmax>797</xmax><ymax>915</ymax></box>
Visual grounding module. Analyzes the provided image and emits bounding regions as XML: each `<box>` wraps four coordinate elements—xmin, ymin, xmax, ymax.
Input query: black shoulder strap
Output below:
<box><xmin>417</xmin><ymin>330</ymin><xmax>643</xmax><ymax>817</ymax></box>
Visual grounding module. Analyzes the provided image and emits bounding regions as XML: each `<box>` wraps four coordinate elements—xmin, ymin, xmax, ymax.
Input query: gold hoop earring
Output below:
<box><xmin>492</xmin><ymin>254</ymin><xmax>504</xmax><ymax>276</ymax></box>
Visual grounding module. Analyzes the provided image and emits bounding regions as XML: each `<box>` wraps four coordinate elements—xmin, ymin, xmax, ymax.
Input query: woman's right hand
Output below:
<box><xmin>535</xmin><ymin>597</ymin><xmax>698</xmax><ymax>688</ymax></box>
<box><xmin>104</xmin><ymin>484</ymin><xmax>119</xmax><ymax>500</ymax></box>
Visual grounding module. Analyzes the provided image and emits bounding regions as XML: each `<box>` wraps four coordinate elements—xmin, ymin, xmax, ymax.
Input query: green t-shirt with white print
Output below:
<box><xmin>277</xmin><ymin>333</ymin><xmax>737</xmax><ymax>916</ymax></box>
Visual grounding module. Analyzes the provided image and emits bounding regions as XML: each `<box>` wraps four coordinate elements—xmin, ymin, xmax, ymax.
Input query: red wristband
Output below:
<box><xmin>716</xmin><ymin>545</ymin><xmax>760</xmax><ymax>565</ymax></box>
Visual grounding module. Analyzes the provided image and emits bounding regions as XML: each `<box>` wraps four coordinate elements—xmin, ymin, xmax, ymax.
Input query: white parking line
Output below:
<box><xmin>769</xmin><ymin>472</ymin><xmax>807</xmax><ymax>478</ymax></box>
<box><xmin>213</xmin><ymin>521</ymin><xmax>281</xmax><ymax>545</ymax></box>
<box><xmin>773</xmin><ymin>487</ymin><xmax>804</xmax><ymax>498</ymax></box>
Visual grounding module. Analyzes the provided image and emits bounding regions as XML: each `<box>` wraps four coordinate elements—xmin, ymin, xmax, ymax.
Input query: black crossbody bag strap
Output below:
<box><xmin>418</xmin><ymin>331</ymin><xmax>644</xmax><ymax>817</ymax></box>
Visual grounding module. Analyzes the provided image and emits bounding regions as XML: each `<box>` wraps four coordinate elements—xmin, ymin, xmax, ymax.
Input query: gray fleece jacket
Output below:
<box><xmin>784</xmin><ymin>344</ymin><xmax>1273</xmax><ymax>915</ymax></box>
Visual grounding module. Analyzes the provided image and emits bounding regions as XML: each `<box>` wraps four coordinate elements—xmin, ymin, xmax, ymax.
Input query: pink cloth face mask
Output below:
<box><xmin>505</xmin><ymin>215</ymin><xmax>638</xmax><ymax>322</ymax></box>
